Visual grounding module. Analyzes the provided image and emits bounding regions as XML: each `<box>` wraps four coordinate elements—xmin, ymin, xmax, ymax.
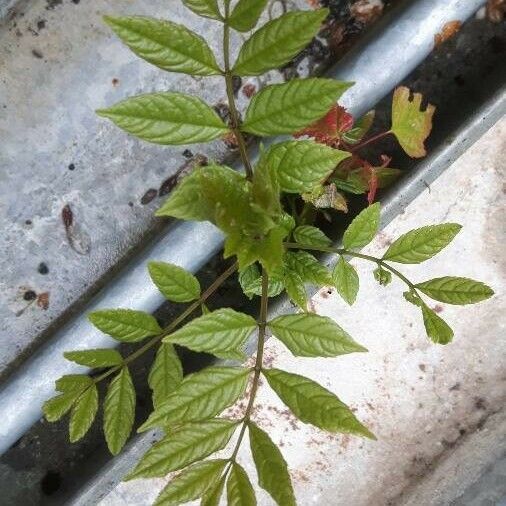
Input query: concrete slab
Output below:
<box><xmin>100</xmin><ymin>117</ymin><xmax>505</xmax><ymax>505</ymax></box>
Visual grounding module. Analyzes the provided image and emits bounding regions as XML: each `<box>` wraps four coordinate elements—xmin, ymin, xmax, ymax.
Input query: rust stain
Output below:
<box><xmin>37</xmin><ymin>292</ymin><xmax>50</xmax><ymax>310</ymax></box>
<box><xmin>434</xmin><ymin>20</ymin><xmax>462</xmax><ymax>47</ymax></box>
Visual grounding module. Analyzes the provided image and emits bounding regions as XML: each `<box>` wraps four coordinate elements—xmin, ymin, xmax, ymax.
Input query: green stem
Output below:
<box><xmin>229</xmin><ymin>268</ymin><xmax>269</xmax><ymax>462</ymax></box>
<box><xmin>223</xmin><ymin>11</ymin><xmax>254</xmax><ymax>180</ymax></box>
<box><xmin>284</xmin><ymin>241</ymin><xmax>416</xmax><ymax>290</ymax></box>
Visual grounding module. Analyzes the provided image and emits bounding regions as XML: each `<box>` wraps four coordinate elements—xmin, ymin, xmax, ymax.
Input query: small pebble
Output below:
<box><xmin>38</xmin><ymin>262</ymin><xmax>49</xmax><ymax>275</ymax></box>
<box><xmin>68</xmin><ymin>163</ymin><xmax>75</xmax><ymax>170</ymax></box>
<box><xmin>24</xmin><ymin>290</ymin><xmax>37</xmax><ymax>301</ymax></box>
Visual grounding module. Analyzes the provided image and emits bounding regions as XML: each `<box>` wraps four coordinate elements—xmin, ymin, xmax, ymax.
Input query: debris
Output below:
<box><xmin>37</xmin><ymin>292</ymin><xmax>50</xmax><ymax>310</ymax></box>
<box><xmin>486</xmin><ymin>0</ymin><xmax>506</xmax><ymax>23</ymax></box>
<box><xmin>38</xmin><ymin>262</ymin><xmax>49</xmax><ymax>275</ymax></box>
<box><xmin>140</xmin><ymin>189</ymin><xmax>158</xmax><ymax>205</ymax></box>
<box><xmin>434</xmin><ymin>21</ymin><xmax>462</xmax><ymax>47</ymax></box>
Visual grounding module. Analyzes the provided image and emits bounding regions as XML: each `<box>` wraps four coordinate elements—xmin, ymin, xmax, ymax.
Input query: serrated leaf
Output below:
<box><xmin>382</xmin><ymin>224</ymin><xmax>461</xmax><ymax>264</ymax></box>
<box><xmin>149</xmin><ymin>343</ymin><xmax>183</xmax><ymax>409</ymax></box>
<box><xmin>89</xmin><ymin>309</ymin><xmax>161</xmax><ymax>342</ymax></box>
<box><xmin>227</xmin><ymin>462</ymin><xmax>256</xmax><ymax>506</ymax></box>
<box><xmin>263</xmin><ymin>368</ymin><xmax>374</xmax><ymax>438</ymax></box>
<box><xmin>139</xmin><ymin>367</ymin><xmax>250</xmax><ymax>432</ymax></box>
<box><xmin>293</xmin><ymin>225</ymin><xmax>331</xmax><ymax>247</ymax></box>
<box><xmin>69</xmin><ymin>383</ymin><xmax>99</xmax><ymax>442</ymax></box>
<box><xmin>283</xmin><ymin>270</ymin><xmax>307</xmax><ymax>311</ymax></box>
<box><xmin>373</xmin><ymin>266</ymin><xmax>392</xmax><ymax>286</ymax></box>
<box><xmin>164</xmin><ymin>308</ymin><xmax>256</xmax><ymax>360</ymax></box>
<box><xmin>252</xmin><ymin>151</ymin><xmax>282</xmax><ymax>217</ymax></box>
<box><xmin>415</xmin><ymin>277</ymin><xmax>494</xmax><ymax>305</ymax></box>
<box><xmin>249</xmin><ymin>422</ymin><xmax>295</xmax><ymax>506</ymax></box>
<box><xmin>285</xmin><ymin>251</ymin><xmax>332</xmax><ymax>286</ymax></box>
<box><xmin>263</xmin><ymin>140</ymin><xmax>350</xmax><ymax>194</ymax></box>
<box><xmin>56</xmin><ymin>374</ymin><xmax>93</xmax><ymax>393</ymax></box>
<box><xmin>127</xmin><ymin>419</ymin><xmax>238</xmax><ymax>480</ymax></box>
<box><xmin>183</xmin><ymin>0</ymin><xmax>222</xmax><ymax>20</ymax></box>
<box><xmin>242</xmin><ymin>79</ymin><xmax>353</xmax><ymax>136</ymax></box>
<box><xmin>268</xmin><ymin>313</ymin><xmax>366</xmax><ymax>357</ymax></box>
<box><xmin>104</xmin><ymin>367</ymin><xmax>136</xmax><ymax>455</ymax></box>
<box><xmin>342</xmin><ymin>202</ymin><xmax>380</xmax><ymax>250</ymax></box>
<box><xmin>229</xmin><ymin>0</ymin><xmax>268</xmax><ymax>32</ymax></box>
<box><xmin>342</xmin><ymin>110</ymin><xmax>375</xmax><ymax>144</ymax></box>
<box><xmin>239</xmin><ymin>264</ymin><xmax>284</xmax><ymax>299</ymax></box>
<box><xmin>148</xmin><ymin>261</ymin><xmax>201</xmax><ymax>302</ymax></box>
<box><xmin>421</xmin><ymin>303</ymin><xmax>453</xmax><ymax>344</ymax></box>
<box><xmin>233</xmin><ymin>9</ymin><xmax>328</xmax><ymax>75</ymax></box>
<box><xmin>154</xmin><ymin>460</ymin><xmax>227</xmax><ymax>506</ymax></box>
<box><xmin>64</xmin><ymin>349</ymin><xmax>123</xmax><ymax>368</ymax></box>
<box><xmin>103</xmin><ymin>16</ymin><xmax>221</xmax><ymax>76</ymax></box>
<box><xmin>333</xmin><ymin>256</ymin><xmax>359</xmax><ymax>305</ymax></box>
<box><xmin>390</xmin><ymin>86</ymin><xmax>435</xmax><ymax>158</ymax></box>
<box><xmin>43</xmin><ymin>376</ymin><xmax>91</xmax><ymax>423</ymax></box>
<box><xmin>97</xmin><ymin>92</ymin><xmax>229</xmax><ymax>145</ymax></box>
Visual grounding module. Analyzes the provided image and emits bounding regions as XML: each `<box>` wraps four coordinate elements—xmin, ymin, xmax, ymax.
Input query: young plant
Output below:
<box><xmin>43</xmin><ymin>2</ymin><xmax>493</xmax><ymax>504</ymax></box>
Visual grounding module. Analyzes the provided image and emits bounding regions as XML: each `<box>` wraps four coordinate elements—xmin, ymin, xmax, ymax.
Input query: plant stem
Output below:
<box><xmin>229</xmin><ymin>268</ymin><xmax>269</xmax><ymax>462</ymax></box>
<box><xmin>223</xmin><ymin>11</ymin><xmax>254</xmax><ymax>180</ymax></box>
<box><xmin>284</xmin><ymin>241</ymin><xmax>416</xmax><ymax>290</ymax></box>
<box><xmin>351</xmin><ymin>130</ymin><xmax>392</xmax><ymax>152</ymax></box>
<box><xmin>92</xmin><ymin>261</ymin><xmax>238</xmax><ymax>385</ymax></box>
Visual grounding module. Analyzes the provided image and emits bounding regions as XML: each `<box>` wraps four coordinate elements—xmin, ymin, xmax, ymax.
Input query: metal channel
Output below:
<box><xmin>0</xmin><ymin>0</ymin><xmax>487</xmax><ymax>457</ymax></box>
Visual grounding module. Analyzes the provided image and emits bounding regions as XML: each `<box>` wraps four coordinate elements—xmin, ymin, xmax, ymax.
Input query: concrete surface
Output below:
<box><xmin>100</xmin><ymin>118</ymin><xmax>505</xmax><ymax>505</ymax></box>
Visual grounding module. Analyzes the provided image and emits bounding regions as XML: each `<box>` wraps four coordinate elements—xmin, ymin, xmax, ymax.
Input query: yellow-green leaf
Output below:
<box><xmin>148</xmin><ymin>343</ymin><xmax>183</xmax><ymax>409</ymax></box>
<box><xmin>148</xmin><ymin>261</ymin><xmax>201</xmax><ymax>302</ymax></box>
<box><xmin>421</xmin><ymin>303</ymin><xmax>454</xmax><ymax>344</ymax></box>
<box><xmin>183</xmin><ymin>0</ymin><xmax>222</xmax><ymax>20</ymax></box>
<box><xmin>415</xmin><ymin>277</ymin><xmax>494</xmax><ymax>305</ymax></box>
<box><xmin>342</xmin><ymin>203</ymin><xmax>380</xmax><ymax>250</ymax></box>
<box><xmin>229</xmin><ymin>0</ymin><xmax>268</xmax><ymax>32</ymax></box>
<box><xmin>333</xmin><ymin>256</ymin><xmax>359</xmax><ymax>305</ymax></box>
<box><xmin>69</xmin><ymin>384</ymin><xmax>99</xmax><ymax>442</ymax></box>
<box><xmin>64</xmin><ymin>349</ymin><xmax>123</xmax><ymax>368</ymax></box>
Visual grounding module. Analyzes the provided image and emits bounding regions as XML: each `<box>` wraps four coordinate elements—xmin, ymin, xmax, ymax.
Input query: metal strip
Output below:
<box><xmin>0</xmin><ymin>0</ymin><xmax>486</xmax><ymax>456</ymax></box>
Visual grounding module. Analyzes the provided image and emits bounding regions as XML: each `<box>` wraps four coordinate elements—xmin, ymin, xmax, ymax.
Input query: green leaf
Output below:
<box><xmin>227</xmin><ymin>462</ymin><xmax>256</xmax><ymax>506</ymax></box>
<box><xmin>249</xmin><ymin>422</ymin><xmax>295</xmax><ymax>506</ymax></box>
<box><xmin>69</xmin><ymin>383</ymin><xmax>99</xmax><ymax>442</ymax></box>
<box><xmin>64</xmin><ymin>349</ymin><xmax>123</xmax><ymax>368</ymax></box>
<box><xmin>89</xmin><ymin>309</ymin><xmax>161</xmax><ymax>343</ymax></box>
<box><xmin>421</xmin><ymin>303</ymin><xmax>454</xmax><ymax>344</ymax></box>
<box><xmin>342</xmin><ymin>203</ymin><xmax>380</xmax><ymax>250</ymax></box>
<box><xmin>183</xmin><ymin>0</ymin><xmax>222</xmax><ymax>20</ymax></box>
<box><xmin>403</xmin><ymin>289</ymin><xmax>423</xmax><ymax>306</ymax></box>
<box><xmin>285</xmin><ymin>251</ymin><xmax>332</xmax><ymax>286</ymax></box>
<box><xmin>390</xmin><ymin>86</ymin><xmax>435</xmax><ymax>158</ymax></box>
<box><xmin>293</xmin><ymin>225</ymin><xmax>331</xmax><ymax>248</ymax></box>
<box><xmin>242</xmin><ymin>79</ymin><xmax>353</xmax><ymax>136</ymax></box>
<box><xmin>103</xmin><ymin>16</ymin><xmax>221</xmax><ymax>76</ymax></box>
<box><xmin>373</xmin><ymin>266</ymin><xmax>392</xmax><ymax>286</ymax></box>
<box><xmin>415</xmin><ymin>277</ymin><xmax>494</xmax><ymax>305</ymax></box>
<box><xmin>154</xmin><ymin>460</ymin><xmax>227</xmax><ymax>506</ymax></box>
<box><xmin>263</xmin><ymin>368</ymin><xmax>374</xmax><ymax>438</ymax></box>
<box><xmin>252</xmin><ymin>151</ymin><xmax>282</xmax><ymax>217</ymax></box>
<box><xmin>342</xmin><ymin>110</ymin><xmax>375</xmax><ymax>144</ymax></box>
<box><xmin>264</xmin><ymin>140</ymin><xmax>350</xmax><ymax>193</ymax></box>
<box><xmin>139</xmin><ymin>366</ymin><xmax>250</xmax><ymax>432</ymax></box>
<box><xmin>332</xmin><ymin>256</ymin><xmax>359</xmax><ymax>305</ymax></box>
<box><xmin>283</xmin><ymin>270</ymin><xmax>307</xmax><ymax>311</ymax></box>
<box><xmin>268</xmin><ymin>313</ymin><xmax>366</xmax><ymax>357</ymax></box>
<box><xmin>149</xmin><ymin>343</ymin><xmax>183</xmax><ymax>409</ymax></box>
<box><xmin>97</xmin><ymin>92</ymin><xmax>229</xmax><ymax>145</ymax></box>
<box><xmin>239</xmin><ymin>264</ymin><xmax>284</xmax><ymax>299</ymax></box>
<box><xmin>229</xmin><ymin>0</ymin><xmax>268</xmax><ymax>32</ymax></box>
<box><xmin>148</xmin><ymin>261</ymin><xmax>201</xmax><ymax>302</ymax></box>
<box><xmin>104</xmin><ymin>367</ymin><xmax>136</xmax><ymax>455</ymax></box>
<box><xmin>164</xmin><ymin>308</ymin><xmax>256</xmax><ymax>360</ymax></box>
<box><xmin>127</xmin><ymin>419</ymin><xmax>238</xmax><ymax>480</ymax></box>
<box><xmin>56</xmin><ymin>374</ymin><xmax>93</xmax><ymax>393</ymax></box>
<box><xmin>382</xmin><ymin>224</ymin><xmax>462</xmax><ymax>264</ymax></box>
<box><xmin>233</xmin><ymin>9</ymin><xmax>328</xmax><ymax>75</ymax></box>
<box><xmin>201</xmin><ymin>474</ymin><xmax>227</xmax><ymax>506</ymax></box>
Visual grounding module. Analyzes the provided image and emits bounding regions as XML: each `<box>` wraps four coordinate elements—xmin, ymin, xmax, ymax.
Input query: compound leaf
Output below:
<box><xmin>233</xmin><ymin>9</ymin><xmax>328</xmax><ymax>75</ymax></box>
<box><xmin>201</xmin><ymin>474</ymin><xmax>227</xmax><ymax>506</ymax></box>
<box><xmin>127</xmin><ymin>419</ymin><xmax>238</xmax><ymax>480</ymax></box>
<box><xmin>421</xmin><ymin>303</ymin><xmax>454</xmax><ymax>344</ymax></box>
<box><xmin>415</xmin><ymin>277</ymin><xmax>494</xmax><ymax>305</ymax></box>
<box><xmin>293</xmin><ymin>225</ymin><xmax>331</xmax><ymax>247</ymax></box>
<box><xmin>239</xmin><ymin>264</ymin><xmax>284</xmax><ymax>299</ymax></box>
<box><xmin>242</xmin><ymin>79</ymin><xmax>353</xmax><ymax>136</ymax></box>
<box><xmin>154</xmin><ymin>460</ymin><xmax>227</xmax><ymax>506</ymax></box>
<box><xmin>183</xmin><ymin>0</ymin><xmax>222</xmax><ymax>20</ymax></box>
<box><xmin>229</xmin><ymin>0</ymin><xmax>268</xmax><ymax>32</ymax></box>
<box><xmin>64</xmin><ymin>349</ymin><xmax>123</xmax><ymax>368</ymax></box>
<box><xmin>268</xmin><ymin>313</ymin><xmax>366</xmax><ymax>357</ymax></box>
<box><xmin>148</xmin><ymin>343</ymin><xmax>183</xmax><ymax>409</ymax></box>
<box><xmin>283</xmin><ymin>270</ymin><xmax>307</xmax><ymax>311</ymax></box>
<box><xmin>333</xmin><ymin>256</ymin><xmax>359</xmax><ymax>305</ymax></box>
<box><xmin>139</xmin><ymin>366</ymin><xmax>250</xmax><ymax>432</ymax></box>
<box><xmin>104</xmin><ymin>367</ymin><xmax>136</xmax><ymax>455</ymax></box>
<box><xmin>249</xmin><ymin>422</ymin><xmax>295</xmax><ymax>506</ymax></box>
<box><xmin>390</xmin><ymin>86</ymin><xmax>435</xmax><ymax>158</ymax></box>
<box><xmin>97</xmin><ymin>93</ymin><xmax>229</xmax><ymax>145</ymax></box>
<box><xmin>285</xmin><ymin>250</ymin><xmax>332</xmax><ymax>286</ymax></box>
<box><xmin>382</xmin><ymin>224</ymin><xmax>461</xmax><ymax>264</ymax></box>
<box><xmin>103</xmin><ymin>16</ymin><xmax>221</xmax><ymax>76</ymax></box>
<box><xmin>164</xmin><ymin>308</ymin><xmax>256</xmax><ymax>360</ymax></box>
<box><xmin>342</xmin><ymin>202</ymin><xmax>380</xmax><ymax>250</ymax></box>
<box><xmin>89</xmin><ymin>309</ymin><xmax>161</xmax><ymax>342</ymax></box>
<box><xmin>263</xmin><ymin>368</ymin><xmax>374</xmax><ymax>438</ymax></box>
<box><xmin>148</xmin><ymin>261</ymin><xmax>201</xmax><ymax>302</ymax></box>
<box><xmin>227</xmin><ymin>462</ymin><xmax>256</xmax><ymax>506</ymax></box>
<box><xmin>69</xmin><ymin>383</ymin><xmax>99</xmax><ymax>443</ymax></box>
